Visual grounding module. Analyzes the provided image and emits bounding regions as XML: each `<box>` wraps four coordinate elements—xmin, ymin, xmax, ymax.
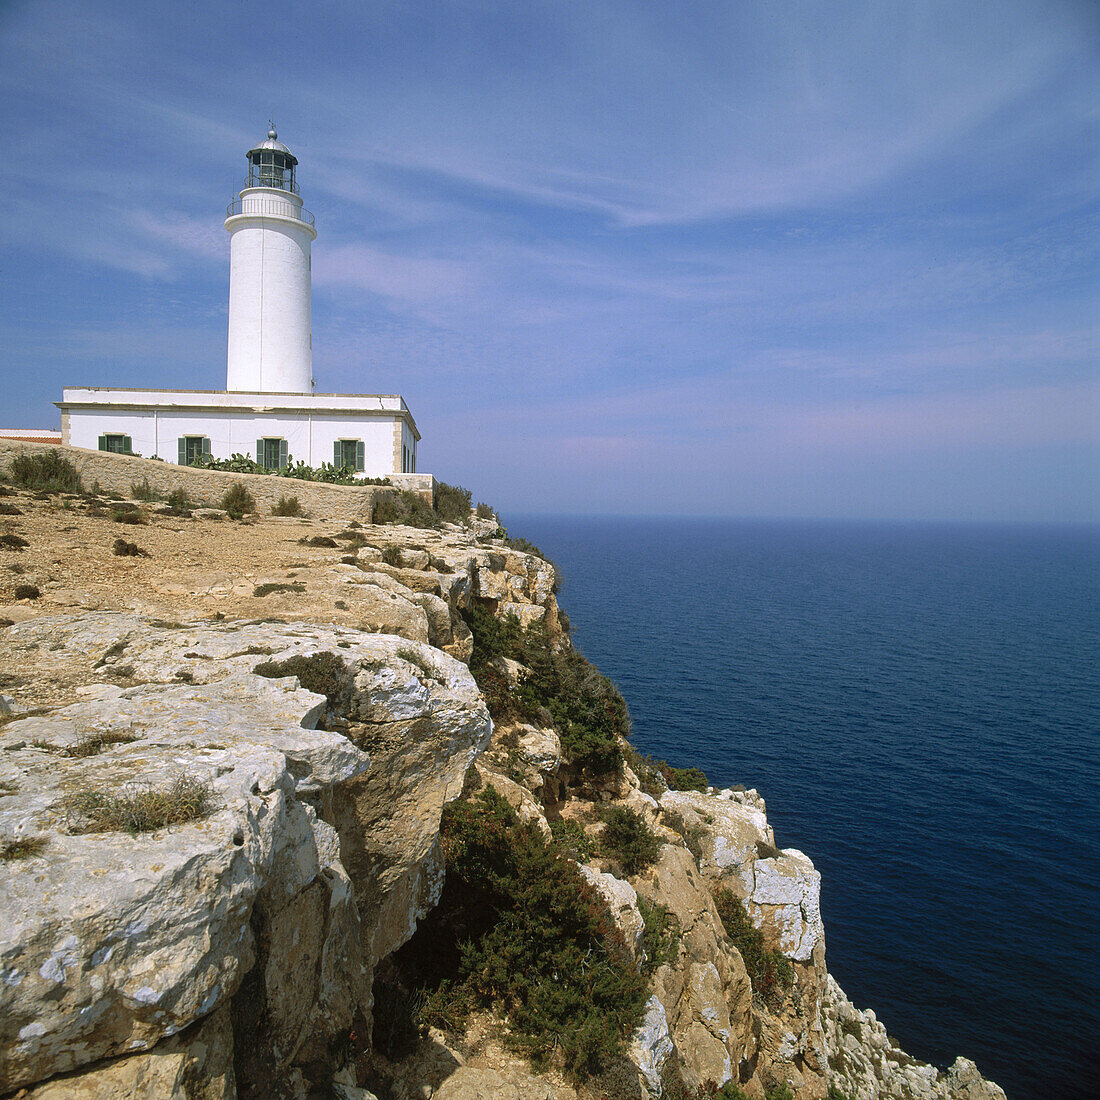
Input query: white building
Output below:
<box><xmin>58</xmin><ymin>128</ymin><xmax>420</xmax><ymax>477</ymax></box>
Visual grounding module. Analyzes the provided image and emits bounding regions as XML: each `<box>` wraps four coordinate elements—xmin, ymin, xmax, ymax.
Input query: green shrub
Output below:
<box><xmin>220</xmin><ymin>482</ymin><xmax>255</xmax><ymax>516</ymax></box>
<box><xmin>191</xmin><ymin>452</ymin><xmax>263</xmax><ymax>474</ymax></box>
<box><xmin>8</xmin><ymin>451</ymin><xmax>82</xmax><ymax>494</ymax></box>
<box><xmin>638</xmin><ymin>898</ymin><xmax>681</xmax><ymax>975</ymax></box>
<box><xmin>713</xmin><ymin>889</ymin><xmax>794</xmax><ymax>1002</ymax></box>
<box><xmin>111</xmin><ymin>506</ymin><xmax>147</xmax><ymax>525</ymax></box>
<box><xmin>397</xmin><ymin>787</ymin><xmax>648</xmax><ymax>1079</ymax></box>
<box><xmin>130</xmin><ymin>477</ymin><xmax>159</xmax><ymax>501</ymax></box>
<box><xmin>254</xmin><ymin>651</ymin><xmax>346</xmax><ymax>705</ymax></box>
<box><xmin>166</xmin><ymin>487</ymin><xmax>192</xmax><ymax>510</ymax></box>
<box><xmin>549</xmin><ymin>818</ymin><xmax>595</xmax><ymax>862</ymax></box>
<box><xmin>251</xmin><ymin>582</ymin><xmax>305</xmax><ymax>597</ymax></box>
<box><xmin>765</xmin><ymin>1087</ymin><xmax>796</xmax><ymax>1100</ymax></box>
<box><xmin>475</xmin><ymin>502</ymin><xmax>494</xmax><ymax>519</ymax></box>
<box><xmin>381</xmin><ymin>546</ymin><xmax>404</xmax><ymax>567</ymax></box>
<box><xmin>60</xmin><ymin>774</ymin><xmax>213</xmax><ymax>834</ymax></box>
<box><xmin>598</xmin><ymin>806</ymin><xmax>661</xmax><ymax>875</ymax></box>
<box><xmin>373</xmin><ymin>489</ymin><xmax>441</xmax><ymax>528</ymax></box>
<box><xmin>664</xmin><ymin>764</ymin><xmax>710</xmax><ymax>792</ymax></box>
<box><xmin>460</xmin><ymin>602</ymin><xmax>629</xmax><ymax>775</ymax></box>
<box><xmin>271</xmin><ymin>494</ymin><xmax>301</xmax><ymax>516</ymax></box>
<box><xmin>434</xmin><ymin>481</ymin><xmax>472</xmax><ymax>524</ymax></box>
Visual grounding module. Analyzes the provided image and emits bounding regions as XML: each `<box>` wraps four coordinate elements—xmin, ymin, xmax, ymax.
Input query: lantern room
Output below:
<box><xmin>245</xmin><ymin>125</ymin><xmax>299</xmax><ymax>193</ymax></box>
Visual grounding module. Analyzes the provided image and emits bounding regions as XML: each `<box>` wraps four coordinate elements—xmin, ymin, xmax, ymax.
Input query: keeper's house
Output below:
<box><xmin>57</xmin><ymin>127</ymin><xmax>420</xmax><ymax>479</ymax></box>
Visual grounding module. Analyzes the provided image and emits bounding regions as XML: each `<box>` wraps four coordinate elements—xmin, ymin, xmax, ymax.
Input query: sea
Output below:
<box><xmin>508</xmin><ymin>515</ymin><xmax>1099</xmax><ymax>1100</ymax></box>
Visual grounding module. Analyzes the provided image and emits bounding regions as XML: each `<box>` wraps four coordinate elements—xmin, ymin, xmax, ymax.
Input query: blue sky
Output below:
<box><xmin>1</xmin><ymin>0</ymin><xmax>1097</xmax><ymax>521</ymax></box>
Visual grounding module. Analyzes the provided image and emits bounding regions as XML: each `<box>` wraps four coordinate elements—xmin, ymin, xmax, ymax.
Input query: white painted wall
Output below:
<box><xmin>225</xmin><ymin>188</ymin><xmax>316</xmax><ymax>394</ymax></box>
<box><xmin>65</xmin><ymin>408</ymin><xmax>402</xmax><ymax>476</ymax></box>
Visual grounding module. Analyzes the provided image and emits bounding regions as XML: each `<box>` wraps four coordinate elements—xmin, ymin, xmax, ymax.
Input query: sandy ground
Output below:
<box><xmin>0</xmin><ymin>485</ymin><xmax>411</xmax><ymax>708</ymax></box>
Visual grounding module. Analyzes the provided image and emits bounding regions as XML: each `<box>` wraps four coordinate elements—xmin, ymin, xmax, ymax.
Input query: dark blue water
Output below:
<box><xmin>509</xmin><ymin>516</ymin><xmax>1100</xmax><ymax>1100</ymax></box>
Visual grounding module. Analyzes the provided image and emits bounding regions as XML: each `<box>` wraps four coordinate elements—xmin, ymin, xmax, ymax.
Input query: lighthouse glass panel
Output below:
<box><xmin>248</xmin><ymin>151</ymin><xmax>295</xmax><ymax>192</ymax></box>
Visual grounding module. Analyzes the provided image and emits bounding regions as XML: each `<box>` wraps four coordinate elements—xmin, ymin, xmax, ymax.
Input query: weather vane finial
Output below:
<box><xmin>268</xmin><ymin>119</ymin><xmax>277</xmax><ymax>140</ymax></box>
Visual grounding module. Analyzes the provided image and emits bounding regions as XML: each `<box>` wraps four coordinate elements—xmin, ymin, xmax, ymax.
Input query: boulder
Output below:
<box><xmin>0</xmin><ymin>674</ymin><xmax>362</xmax><ymax>1093</ymax></box>
<box><xmin>747</xmin><ymin>850</ymin><xmax>823</xmax><ymax>963</ymax></box>
<box><xmin>22</xmin><ymin>1003</ymin><xmax>235</xmax><ymax>1099</ymax></box>
<box><xmin>0</xmin><ymin>613</ymin><xmax>491</xmax><ymax>1096</ymax></box>
<box><xmin>577</xmin><ymin>866</ymin><xmax>645</xmax><ymax>959</ymax></box>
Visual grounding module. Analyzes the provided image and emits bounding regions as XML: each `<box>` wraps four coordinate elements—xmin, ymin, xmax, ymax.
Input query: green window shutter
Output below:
<box><xmin>279</xmin><ymin>439</ymin><xmax>288</xmax><ymax>469</ymax></box>
<box><xmin>123</xmin><ymin>437</ymin><xmax>132</xmax><ymax>454</ymax></box>
<box><xmin>178</xmin><ymin>438</ymin><xmax>187</xmax><ymax>464</ymax></box>
<box><xmin>355</xmin><ymin>441</ymin><xmax>364</xmax><ymax>472</ymax></box>
<box><xmin>202</xmin><ymin>437</ymin><xmax>211</xmax><ymax>457</ymax></box>
<box><xmin>256</xmin><ymin>439</ymin><xmax>264</xmax><ymax>467</ymax></box>
<box><xmin>334</xmin><ymin>441</ymin><xmax>342</xmax><ymax>466</ymax></box>
<box><xmin>98</xmin><ymin>435</ymin><xmax>107</xmax><ymax>452</ymax></box>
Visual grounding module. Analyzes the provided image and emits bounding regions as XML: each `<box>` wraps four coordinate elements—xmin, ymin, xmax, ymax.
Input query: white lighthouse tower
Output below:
<box><xmin>225</xmin><ymin>126</ymin><xmax>317</xmax><ymax>394</ymax></box>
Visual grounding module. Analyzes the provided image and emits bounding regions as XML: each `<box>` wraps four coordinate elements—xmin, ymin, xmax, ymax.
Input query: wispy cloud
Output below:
<box><xmin>1</xmin><ymin>0</ymin><xmax>1096</xmax><ymax>520</ymax></box>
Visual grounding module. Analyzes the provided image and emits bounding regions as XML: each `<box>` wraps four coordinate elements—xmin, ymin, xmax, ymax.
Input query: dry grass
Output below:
<box><xmin>60</xmin><ymin>774</ymin><xmax>214</xmax><ymax>834</ymax></box>
<box><xmin>61</xmin><ymin>730</ymin><xmax>139</xmax><ymax>758</ymax></box>
<box><xmin>1</xmin><ymin>835</ymin><xmax>49</xmax><ymax>860</ymax></box>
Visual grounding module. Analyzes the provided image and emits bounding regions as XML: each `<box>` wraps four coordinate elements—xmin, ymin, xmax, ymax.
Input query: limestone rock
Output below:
<box><xmin>577</xmin><ymin>865</ymin><xmax>645</xmax><ymax>958</ymax></box>
<box><xmin>820</xmin><ymin>975</ymin><xmax>1006</xmax><ymax>1100</ymax></box>
<box><xmin>22</xmin><ymin>1003</ymin><xmax>235</xmax><ymax>1099</ymax></box>
<box><xmin>0</xmin><ymin>670</ymin><xmax>360</xmax><ymax>1093</ymax></box>
<box><xmin>636</xmin><ymin>845</ymin><xmax>756</xmax><ymax>1093</ymax></box>
<box><xmin>747</xmin><ymin>850</ymin><xmax>823</xmax><ymax>963</ymax></box>
<box><xmin>659</xmin><ymin>788</ymin><xmax>771</xmax><ymax>889</ymax></box>
<box><xmin>0</xmin><ymin>612</ymin><xmax>490</xmax><ymax>1096</ymax></box>
<box><xmin>514</xmin><ymin>723</ymin><xmax>562</xmax><ymax>776</ymax></box>
<box><xmin>628</xmin><ymin>995</ymin><xmax>675</xmax><ymax>1098</ymax></box>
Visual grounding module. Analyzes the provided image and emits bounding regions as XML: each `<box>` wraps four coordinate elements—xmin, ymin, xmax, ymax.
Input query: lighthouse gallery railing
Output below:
<box><xmin>225</xmin><ymin>197</ymin><xmax>315</xmax><ymax>228</ymax></box>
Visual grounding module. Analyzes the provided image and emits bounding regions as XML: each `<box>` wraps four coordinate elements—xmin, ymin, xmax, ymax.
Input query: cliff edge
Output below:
<box><xmin>0</xmin><ymin>451</ymin><xmax>1005</xmax><ymax>1099</ymax></box>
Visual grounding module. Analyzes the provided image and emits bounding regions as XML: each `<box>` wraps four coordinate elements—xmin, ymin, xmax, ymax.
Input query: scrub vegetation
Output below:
<box><xmin>188</xmin><ymin>452</ymin><xmax>390</xmax><ymax>485</ymax></box>
<box><xmin>384</xmin><ymin>786</ymin><xmax>649</xmax><ymax>1080</ymax></box>
<box><xmin>219</xmin><ymin>482</ymin><xmax>256</xmax><ymax>517</ymax></box>
<box><xmin>271</xmin><ymin>494</ymin><xmax>302</xmax><ymax>516</ymax></box>
<box><xmin>370</xmin><ymin>480</ymin><xmax>478</xmax><ymax>528</ymax></box>
<box><xmin>460</xmin><ymin>601</ymin><xmax>629</xmax><ymax>775</ymax></box>
<box><xmin>713</xmin><ymin>888</ymin><xmax>794</xmax><ymax>1003</ymax></box>
<box><xmin>1</xmin><ymin>835</ymin><xmax>49</xmax><ymax>861</ymax></box>
<box><xmin>598</xmin><ymin>805</ymin><xmax>662</xmax><ymax>875</ymax></box>
<box><xmin>6</xmin><ymin>452</ymin><xmax>83</xmax><ymax>494</ymax></box>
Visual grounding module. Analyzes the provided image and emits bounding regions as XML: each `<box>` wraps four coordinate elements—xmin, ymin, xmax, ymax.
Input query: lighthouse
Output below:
<box><xmin>58</xmin><ymin>124</ymin><xmax>421</xmax><ymax>478</ymax></box>
<box><xmin>224</xmin><ymin>126</ymin><xmax>317</xmax><ymax>394</ymax></box>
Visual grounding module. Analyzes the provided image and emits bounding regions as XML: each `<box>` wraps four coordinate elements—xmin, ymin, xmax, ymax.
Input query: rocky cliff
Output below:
<box><xmin>0</xmin><ymin>458</ymin><xmax>1005</xmax><ymax>1099</ymax></box>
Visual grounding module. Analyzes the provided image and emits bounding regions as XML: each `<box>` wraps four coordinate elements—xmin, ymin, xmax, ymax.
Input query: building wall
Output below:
<box><xmin>65</xmin><ymin>408</ymin><xmax>401</xmax><ymax>475</ymax></box>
